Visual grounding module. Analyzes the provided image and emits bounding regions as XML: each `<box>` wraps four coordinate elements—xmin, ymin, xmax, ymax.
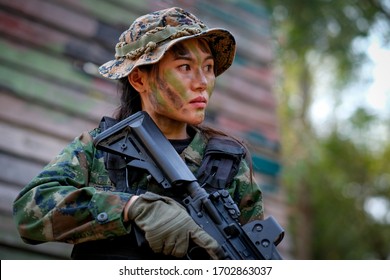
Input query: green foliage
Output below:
<box><xmin>263</xmin><ymin>0</ymin><xmax>388</xmax><ymax>83</ymax></box>
<box><xmin>281</xmin><ymin>113</ymin><xmax>390</xmax><ymax>259</ymax></box>
<box><xmin>261</xmin><ymin>0</ymin><xmax>390</xmax><ymax>259</ymax></box>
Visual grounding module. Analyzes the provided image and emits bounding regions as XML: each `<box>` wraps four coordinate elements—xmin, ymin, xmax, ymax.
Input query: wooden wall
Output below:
<box><xmin>0</xmin><ymin>0</ymin><xmax>288</xmax><ymax>259</ymax></box>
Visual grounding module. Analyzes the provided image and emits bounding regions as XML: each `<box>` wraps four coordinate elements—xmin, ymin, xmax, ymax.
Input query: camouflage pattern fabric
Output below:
<box><xmin>13</xmin><ymin>127</ymin><xmax>263</xmax><ymax>245</ymax></box>
<box><xmin>98</xmin><ymin>7</ymin><xmax>236</xmax><ymax>79</ymax></box>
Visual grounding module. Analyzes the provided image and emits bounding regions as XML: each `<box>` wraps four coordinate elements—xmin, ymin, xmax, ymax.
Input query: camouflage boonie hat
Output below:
<box><xmin>99</xmin><ymin>7</ymin><xmax>236</xmax><ymax>79</ymax></box>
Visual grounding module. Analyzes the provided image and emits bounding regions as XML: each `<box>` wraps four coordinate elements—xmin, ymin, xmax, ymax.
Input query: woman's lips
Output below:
<box><xmin>189</xmin><ymin>96</ymin><xmax>207</xmax><ymax>108</ymax></box>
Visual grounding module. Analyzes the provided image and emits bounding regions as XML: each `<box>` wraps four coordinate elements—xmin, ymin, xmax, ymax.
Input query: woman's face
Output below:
<box><xmin>141</xmin><ymin>38</ymin><xmax>216</xmax><ymax>127</ymax></box>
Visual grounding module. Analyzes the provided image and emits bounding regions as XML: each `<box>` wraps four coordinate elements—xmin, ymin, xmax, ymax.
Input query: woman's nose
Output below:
<box><xmin>191</xmin><ymin>69</ymin><xmax>208</xmax><ymax>91</ymax></box>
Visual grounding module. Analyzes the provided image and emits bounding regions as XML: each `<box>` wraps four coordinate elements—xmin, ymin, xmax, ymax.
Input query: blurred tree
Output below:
<box><xmin>261</xmin><ymin>0</ymin><xmax>390</xmax><ymax>259</ymax></box>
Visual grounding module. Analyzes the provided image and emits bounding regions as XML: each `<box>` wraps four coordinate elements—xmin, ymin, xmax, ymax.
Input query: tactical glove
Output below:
<box><xmin>127</xmin><ymin>192</ymin><xmax>223</xmax><ymax>259</ymax></box>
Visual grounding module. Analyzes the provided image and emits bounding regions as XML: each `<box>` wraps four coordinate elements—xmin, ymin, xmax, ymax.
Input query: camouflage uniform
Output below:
<box><xmin>13</xmin><ymin>126</ymin><xmax>263</xmax><ymax>246</ymax></box>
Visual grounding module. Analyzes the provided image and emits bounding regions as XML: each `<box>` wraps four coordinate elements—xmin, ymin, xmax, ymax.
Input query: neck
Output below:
<box><xmin>149</xmin><ymin>114</ymin><xmax>188</xmax><ymax>140</ymax></box>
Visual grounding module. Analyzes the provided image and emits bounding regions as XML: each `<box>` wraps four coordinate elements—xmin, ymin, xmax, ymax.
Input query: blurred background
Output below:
<box><xmin>0</xmin><ymin>0</ymin><xmax>389</xmax><ymax>260</ymax></box>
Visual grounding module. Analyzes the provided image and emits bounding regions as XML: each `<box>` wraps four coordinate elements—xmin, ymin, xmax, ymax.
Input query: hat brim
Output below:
<box><xmin>98</xmin><ymin>28</ymin><xmax>236</xmax><ymax>80</ymax></box>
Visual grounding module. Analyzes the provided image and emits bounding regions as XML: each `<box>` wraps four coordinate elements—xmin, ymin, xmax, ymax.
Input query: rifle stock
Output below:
<box><xmin>93</xmin><ymin>111</ymin><xmax>284</xmax><ymax>260</ymax></box>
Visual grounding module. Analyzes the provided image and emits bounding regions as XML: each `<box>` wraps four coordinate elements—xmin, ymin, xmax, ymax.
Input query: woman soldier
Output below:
<box><xmin>13</xmin><ymin>7</ymin><xmax>263</xmax><ymax>260</ymax></box>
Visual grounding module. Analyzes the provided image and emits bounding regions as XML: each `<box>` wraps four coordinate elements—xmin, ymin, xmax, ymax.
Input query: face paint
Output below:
<box><xmin>160</xmin><ymin>69</ymin><xmax>188</xmax><ymax>106</ymax></box>
<box><xmin>188</xmin><ymin>40</ymin><xmax>216</xmax><ymax>98</ymax></box>
<box><xmin>141</xmin><ymin>38</ymin><xmax>216</xmax><ymax>129</ymax></box>
<box><xmin>156</xmin><ymin>77</ymin><xmax>184</xmax><ymax>111</ymax></box>
<box><xmin>206</xmin><ymin>78</ymin><xmax>215</xmax><ymax>98</ymax></box>
<box><xmin>147</xmin><ymin>70</ymin><xmax>186</xmax><ymax>113</ymax></box>
<box><xmin>145</xmin><ymin>65</ymin><xmax>171</xmax><ymax>111</ymax></box>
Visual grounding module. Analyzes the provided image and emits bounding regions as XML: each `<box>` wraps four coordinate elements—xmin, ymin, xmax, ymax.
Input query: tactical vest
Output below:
<box><xmin>71</xmin><ymin>116</ymin><xmax>246</xmax><ymax>260</ymax></box>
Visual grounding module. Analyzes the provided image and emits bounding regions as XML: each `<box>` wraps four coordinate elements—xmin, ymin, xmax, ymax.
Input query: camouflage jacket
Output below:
<box><xmin>13</xmin><ymin>126</ymin><xmax>263</xmax><ymax>245</ymax></box>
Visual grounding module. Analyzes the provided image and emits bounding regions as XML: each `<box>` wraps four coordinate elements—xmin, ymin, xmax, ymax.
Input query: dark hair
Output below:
<box><xmin>114</xmin><ymin>77</ymin><xmax>142</xmax><ymax>121</ymax></box>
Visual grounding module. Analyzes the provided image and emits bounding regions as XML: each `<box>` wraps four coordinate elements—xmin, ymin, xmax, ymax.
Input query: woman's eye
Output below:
<box><xmin>178</xmin><ymin>64</ymin><xmax>190</xmax><ymax>71</ymax></box>
<box><xmin>205</xmin><ymin>64</ymin><xmax>214</xmax><ymax>72</ymax></box>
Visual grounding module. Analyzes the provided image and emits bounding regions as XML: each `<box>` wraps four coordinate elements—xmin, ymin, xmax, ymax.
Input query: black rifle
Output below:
<box><xmin>93</xmin><ymin>111</ymin><xmax>284</xmax><ymax>260</ymax></box>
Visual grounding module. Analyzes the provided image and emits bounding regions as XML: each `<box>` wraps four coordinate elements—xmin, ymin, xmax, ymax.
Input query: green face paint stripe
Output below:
<box><xmin>157</xmin><ymin>76</ymin><xmax>184</xmax><ymax>111</ymax></box>
<box><xmin>164</xmin><ymin>69</ymin><xmax>188</xmax><ymax>100</ymax></box>
<box><xmin>148</xmin><ymin>80</ymin><xmax>167</xmax><ymax>110</ymax></box>
<box><xmin>207</xmin><ymin>82</ymin><xmax>215</xmax><ymax>97</ymax></box>
<box><xmin>149</xmin><ymin>74</ymin><xmax>181</xmax><ymax>113</ymax></box>
<box><xmin>165</xmin><ymin>84</ymin><xmax>185</xmax><ymax>110</ymax></box>
<box><xmin>189</xmin><ymin>40</ymin><xmax>214</xmax><ymax>74</ymax></box>
<box><xmin>188</xmin><ymin>43</ymin><xmax>202</xmax><ymax>65</ymax></box>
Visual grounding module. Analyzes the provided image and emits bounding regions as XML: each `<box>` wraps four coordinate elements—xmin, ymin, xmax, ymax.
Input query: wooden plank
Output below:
<box><xmin>235</xmin><ymin>0</ymin><xmax>271</xmax><ymax>25</ymax></box>
<box><xmin>0</xmin><ymin>153</ymin><xmax>46</xmax><ymax>187</ymax></box>
<box><xmin>111</xmin><ymin>0</ymin><xmax>156</xmax><ymax>12</ymax></box>
<box><xmin>235</xmin><ymin>36</ymin><xmax>274</xmax><ymax>65</ymax></box>
<box><xmin>237</xmin><ymin>65</ymin><xmax>275</xmax><ymax>92</ymax></box>
<box><xmin>0</xmin><ymin>182</ymin><xmax>18</xmax><ymax>215</ymax></box>
<box><xmin>0</xmin><ymin>121</ymin><xmax>69</xmax><ymax>164</ymax></box>
<box><xmin>252</xmin><ymin>154</ymin><xmax>281</xmax><ymax>176</ymax></box>
<box><xmin>0</xmin><ymin>93</ymin><xmax>98</xmax><ymax>141</ymax></box>
<box><xmin>204</xmin><ymin>110</ymin><xmax>279</xmax><ymax>143</ymax></box>
<box><xmin>0</xmin><ymin>0</ymin><xmax>97</xmax><ymax>37</ymax></box>
<box><xmin>195</xmin><ymin>1</ymin><xmax>274</xmax><ymax>64</ymax></box>
<box><xmin>0</xmin><ymin>10</ymin><xmax>114</xmax><ymax>66</ymax></box>
<box><xmin>49</xmin><ymin>0</ymin><xmax>140</xmax><ymax>26</ymax></box>
<box><xmin>245</xmin><ymin>134</ymin><xmax>280</xmax><ymax>159</ymax></box>
<box><xmin>210</xmin><ymin>92</ymin><xmax>278</xmax><ymax>130</ymax></box>
<box><xmin>218</xmin><ymin>117</ymin><xmax>279</xmax><ymax>145</ymax></box>
<box><xmin>254</xmin><ymin>173</ymin><xmax>279</xmax><ymax>194</ymax></box>
<box><xmin>0</xmin><ymin>38</ymin><xmax>115</xmax><ymax>99</ymax></box>
<box><xmin>0</xmin><ymin>66</ymin><xmax>117</xmax><ymax>121</ymax></box>
<box><xmin>217</xmin><ymin>70</ymin><xmax>277</xmax><ymax>109</ymax></box>
<box><xmin>200</xmin><ymin>0</ymin><xmax>270</xmax><ymax>37</ymax></box>
<box><xmin>204</xmin><ymin>116</ymin><xmax>280</xmax><ymax>155</ymax></box>
<box><xmin>0</xmin><ymin>0</ymin><xmax>120</xmax><ymax>48</ymax></box>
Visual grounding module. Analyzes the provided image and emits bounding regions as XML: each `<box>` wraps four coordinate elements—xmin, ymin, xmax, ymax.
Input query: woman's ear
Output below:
<box><xmin>128</xmin><ymin>67</ymin><xmax>147</xmax><ymax>93</ymax></box>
